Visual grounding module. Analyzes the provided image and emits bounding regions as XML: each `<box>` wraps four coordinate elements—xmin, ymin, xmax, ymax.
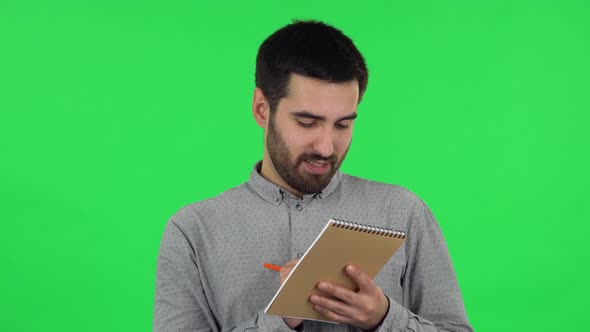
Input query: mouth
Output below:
<box><xmin>303</xmin><ymin>159</ymin><xmax>331</xmax><ymax>175</ymax></box>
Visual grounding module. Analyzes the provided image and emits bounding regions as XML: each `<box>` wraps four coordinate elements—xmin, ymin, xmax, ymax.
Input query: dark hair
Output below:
<box><xmin>255</xmin><ymin>20</ymin><xmax>368</xmax><ymax>112</ymax></box>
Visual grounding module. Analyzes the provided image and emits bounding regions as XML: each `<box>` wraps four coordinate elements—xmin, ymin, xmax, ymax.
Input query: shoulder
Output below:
<box><xmin>168</xmin><ymin>183</ymin><xmax>252</xmax><ymax>229</ymax></box>
<box><xmin>339</xmin><ymin>173</ymin><xmax>424</xmax><ymax>208</ymax></box>
<box><xmin>339</xmin><ymin>174</ymin><xmax>445</xmax><ymax>243</ymax></box>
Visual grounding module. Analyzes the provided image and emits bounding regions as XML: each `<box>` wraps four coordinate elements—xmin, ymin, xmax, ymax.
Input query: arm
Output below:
<box><xmin>375</xmin><ymin>200</ymin><xmax>473</xmax><ymax>332</ymax></box>
<box><xmin>153</xmin><ymin>220</ymin><xmax>295</xmax><ymax>332</ymax></box>
<box><xmin>306</xmin><ymin>200</ymin><xmax>473</xmax><ymax>332</ymax></box>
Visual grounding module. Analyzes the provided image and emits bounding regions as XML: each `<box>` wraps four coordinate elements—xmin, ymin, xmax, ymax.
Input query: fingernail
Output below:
<box><xmin>318</xmin><ymin>282</ymin><xmax>328</xmax><ymax>290</ymax></box>
<box><xmin>347</xmin><ymin>265</ymin><xmax>355</xmax><ymax>273</ymax></box>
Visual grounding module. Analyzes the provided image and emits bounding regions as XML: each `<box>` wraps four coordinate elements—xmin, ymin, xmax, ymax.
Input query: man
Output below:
<box><xmin>154</xmin><ymin>20</ymin><xmax>473</xmax><ymax>332</ymax></box>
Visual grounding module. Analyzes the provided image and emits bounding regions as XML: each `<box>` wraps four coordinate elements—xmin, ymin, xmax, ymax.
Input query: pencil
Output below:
<box><xmin>263</xmin><ymin>262</ymin><xmax>282</xmax><ymax>271</ymax></box>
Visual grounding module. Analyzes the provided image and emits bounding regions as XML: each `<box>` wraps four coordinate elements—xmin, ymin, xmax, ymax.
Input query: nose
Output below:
<box><xmin>313</xmin><ymin>128</ymin><xmax>334</xmax><ymax>158</ymax></box>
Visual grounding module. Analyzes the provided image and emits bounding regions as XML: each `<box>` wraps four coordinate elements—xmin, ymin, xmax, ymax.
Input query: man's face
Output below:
<box><xmin>264</xmin><ymin>74</ymin><xmax>359</xmax><ymax>195</ymax></box>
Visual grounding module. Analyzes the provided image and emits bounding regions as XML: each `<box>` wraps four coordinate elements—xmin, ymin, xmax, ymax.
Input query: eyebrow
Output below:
<box><xmin>291</xmin><ymin>111</ymin><xmax>358</xmax><ymax>122</ymax></box>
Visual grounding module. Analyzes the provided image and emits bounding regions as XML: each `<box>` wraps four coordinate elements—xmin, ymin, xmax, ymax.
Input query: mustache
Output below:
<box><xmin>297</xmin><ymin>153</ymin><xmax>337</xmax><ymax>164</ymax></box>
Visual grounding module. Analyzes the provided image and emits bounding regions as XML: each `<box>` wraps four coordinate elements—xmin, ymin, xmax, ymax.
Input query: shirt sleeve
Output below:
<box><xmin>153</xmin><ymin>220</ymin><xmax>295</xmax><ymax>332</ymax></box>
<box><xmin>375</xmin><ymin>199</ymin><xmax>473</xmax><ymax>332</ymax></box>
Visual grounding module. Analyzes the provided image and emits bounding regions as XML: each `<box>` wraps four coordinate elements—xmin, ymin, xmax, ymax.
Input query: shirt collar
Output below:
<box><xmin>247</xmin><ymin>161</ymin><xmax>342</xmax><ymax>205</ymax></box>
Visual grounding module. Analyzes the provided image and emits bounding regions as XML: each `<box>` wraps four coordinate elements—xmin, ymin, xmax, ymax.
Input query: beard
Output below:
<box><xmin>266</xmin><ymin>116</ymin><xmax>348</xmax><ymax>194</ymax></box>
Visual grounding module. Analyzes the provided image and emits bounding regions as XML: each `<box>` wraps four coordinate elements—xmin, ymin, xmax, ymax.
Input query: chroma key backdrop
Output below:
<box><xmin>1</xmin><ymin>1</ymin><xmax>588</xmax><ymax>331</ymax></box>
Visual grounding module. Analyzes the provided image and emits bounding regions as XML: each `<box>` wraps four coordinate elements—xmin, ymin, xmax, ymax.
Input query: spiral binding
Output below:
<box><xmin>331</xmin><ymin>218</ymin><xmax>406</xmax><ymax>239</ymax></box>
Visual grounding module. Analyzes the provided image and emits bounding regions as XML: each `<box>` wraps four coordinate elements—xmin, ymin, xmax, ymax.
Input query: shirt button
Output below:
<box><xmin>273</xmin><ymin>197</ymin><xmax>280</xmax><ymax>202</ymax></box>
<box><xmin>297</xmin><ymin>252</ymin><xmax>304</xmax><ymax>259</ymax></box>
<box><xmin>295</xmin><ymin>203</ymin><xmax>303</xmax><ymax>211</ymax></box>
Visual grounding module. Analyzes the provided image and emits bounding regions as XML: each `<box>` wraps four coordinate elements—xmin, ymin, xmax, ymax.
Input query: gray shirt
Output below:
<box><xmin>154</xmin><ymin>164</ymin><xmax>473</xmax><ymax>332</ymax></box>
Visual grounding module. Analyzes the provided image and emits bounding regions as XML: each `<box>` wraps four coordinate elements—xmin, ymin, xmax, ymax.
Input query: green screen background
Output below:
<box><xmin>1</xmin><ymin>1</ymin><xmax>588</xmax><ymax>331</ymax></box>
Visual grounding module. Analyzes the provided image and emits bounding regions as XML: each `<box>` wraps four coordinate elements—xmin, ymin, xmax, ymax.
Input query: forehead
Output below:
<box><xmin>278</xmin><ymin>74</ymin><xmax>359</xmax><ymax>118</ymax></box>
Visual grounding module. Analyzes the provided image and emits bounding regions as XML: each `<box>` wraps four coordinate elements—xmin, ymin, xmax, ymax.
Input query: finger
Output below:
<box><xmin>279</xmin><ymin>259</ymin><xmax>299</xmax><ymax>284</ymax></box>
<box><xmin>312</xmin><ymin>303</ymin><xmax>356</xmax><ymax>325</ymax></box>
<box><xmin>310</xmin><ymin>295</ymin><xmax>357</xmax><ymax>319</ymax></box>
<box><xmin>279</xmin><ymin>266</ymin><xmax>293</xmax><ymax>284</ymax></box>
<box><xmin>345</xmin><ymin>265</ymin><xmax>377</xmax><ymax>292</ymax></box>
<box><xmin>284</xmin><ymin>259</ymin><xmax>299</xmax><ymax>267</ymax></box>
<box><xmin>310</xmin><ymin>294</ymin><xmax>350</xmax><ymax>316</ymax></box>
<box><xmin>317</xmin><ymin>281</ymin><xmax>357</xmax><ymax>304</ymax></box>
<box><xmin>282</xmin><ymin>317</ymin><xmax>303</xmax><ymax>330</ymax></box>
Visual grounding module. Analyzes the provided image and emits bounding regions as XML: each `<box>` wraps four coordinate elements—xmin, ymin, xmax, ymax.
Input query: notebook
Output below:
<box><xmin>264</xmin><ymin>218</ymin><xmax>406</xmax><ymax>323</ymax></box>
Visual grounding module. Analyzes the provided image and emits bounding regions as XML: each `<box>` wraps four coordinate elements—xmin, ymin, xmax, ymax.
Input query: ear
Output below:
<box><xmin>252</xmin><ymin>87</ymin><xmax>270</xmax><ymax>129</ymax></box>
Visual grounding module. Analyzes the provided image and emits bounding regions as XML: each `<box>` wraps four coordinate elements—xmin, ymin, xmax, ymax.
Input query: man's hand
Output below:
<box><xmin>309</xmin><ymin>264</ymin><xmax>389</xmax><ymax>330</ymax></box>
<box><xmin>280</xmin><ymin>259</ymin><xmax>303</xmax><ymax>330</ymax></box>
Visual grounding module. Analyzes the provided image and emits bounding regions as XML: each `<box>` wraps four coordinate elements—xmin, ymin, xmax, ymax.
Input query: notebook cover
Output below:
<box><xmin>264</xmin><ymin>219</ymin><xmax>405</xmax><ymax>323</ymax></box>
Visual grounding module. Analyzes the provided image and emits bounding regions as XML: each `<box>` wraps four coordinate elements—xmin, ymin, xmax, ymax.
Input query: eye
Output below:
<box><xmin>335</xmin><ymin>122</ymin><xmax>350</xmax><ymax>130</ymax></box>
<box><xmin>297</xmin><ymin>120</ymin><xmax>316</xmax><ymax>128</ymax></box>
